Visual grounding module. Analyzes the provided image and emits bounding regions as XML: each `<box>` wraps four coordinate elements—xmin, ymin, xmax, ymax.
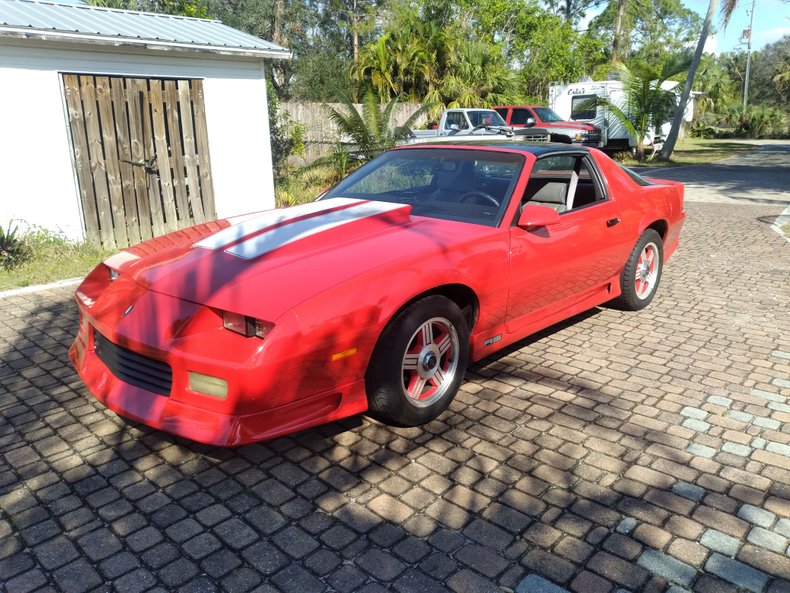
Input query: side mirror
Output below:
<box><xmin>526</xmin><ymin>117</ymin><xmax>536</xmax><ymax>127</ymax></box>
<box><xmin>517</xmin><ymin>204</ymin><xmax>561</xmax><ymax>229</ymax></box>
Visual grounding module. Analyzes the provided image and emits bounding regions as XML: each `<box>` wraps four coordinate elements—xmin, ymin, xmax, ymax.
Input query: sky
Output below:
<box><xmin>682</xmin><ymin>0</ymin><xmax>790</xmax><ymax>54</ymax></box>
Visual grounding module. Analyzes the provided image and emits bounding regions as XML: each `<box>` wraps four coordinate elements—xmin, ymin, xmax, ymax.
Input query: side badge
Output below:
<box><xmin>484</xmin><ymin>334</ymin><xmax>502</xmax><ymax>346</ymax></box>
<box><xmin>123</xmin><ymin>305</ymin><xmax>134</xmax><ymax>317</ymax></box>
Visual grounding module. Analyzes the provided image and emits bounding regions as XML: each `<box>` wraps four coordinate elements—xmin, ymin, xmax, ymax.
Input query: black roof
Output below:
<box><xmin>397</xmin><ymin>140</ymin><xmax>591</xmax><ymax>156</ymax></box>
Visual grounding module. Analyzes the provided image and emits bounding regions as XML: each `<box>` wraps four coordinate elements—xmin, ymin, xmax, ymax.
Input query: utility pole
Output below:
<box><xmin>742</xmin><ymin>0</ymin><xmax>756</xmax><ymax>111</ymax></box>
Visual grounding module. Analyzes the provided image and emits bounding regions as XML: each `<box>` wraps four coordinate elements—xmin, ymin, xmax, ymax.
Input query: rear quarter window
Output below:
<box><xmin>619</xmin><ymin>165</ymin><xmax>655</xmax><ymax>186</ymax></box>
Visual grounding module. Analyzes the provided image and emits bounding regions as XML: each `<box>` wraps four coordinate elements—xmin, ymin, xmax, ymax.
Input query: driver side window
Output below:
<box><xmin>444</xmin><ymin>112</ymin><xmax>466</xmax><ymax>130</ymax></box>
<box><xmin>522</xmin><ymin>154</ymin><xmax>605</xmax><ymax>213</ymax></box>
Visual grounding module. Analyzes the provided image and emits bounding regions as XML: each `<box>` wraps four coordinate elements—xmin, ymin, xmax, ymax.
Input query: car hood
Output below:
<box><xmin>105</xmin><ymin>198</ymin><xmax>486</xmax><ymax>321</ymax></box>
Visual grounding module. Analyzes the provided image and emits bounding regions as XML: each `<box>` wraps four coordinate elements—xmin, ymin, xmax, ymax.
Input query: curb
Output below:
<box><xmin>0</xmin><ymin>278</ymin><xmax>81</xmax><ymax>300</ymax></box>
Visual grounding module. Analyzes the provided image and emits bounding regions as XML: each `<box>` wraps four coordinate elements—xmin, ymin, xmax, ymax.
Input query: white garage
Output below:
<box><xmin>0</xmin><ymin>0</ymin><xmax>290</xmax><ymax>248</ymax></box>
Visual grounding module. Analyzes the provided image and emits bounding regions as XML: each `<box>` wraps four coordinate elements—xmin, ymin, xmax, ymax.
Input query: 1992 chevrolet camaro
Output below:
<box><xmin>70</xmin><ymin>142</ymin><xmax>685</xmax><ymax>446</ymax></box>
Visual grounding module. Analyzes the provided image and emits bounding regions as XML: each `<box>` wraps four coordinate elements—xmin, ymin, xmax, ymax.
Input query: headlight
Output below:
<box><xmin>574</xmin><ymin>131</ymin><xmax>589</xmax><ymax>141</ymax></box>
<box><xmin>222</xmin><ymin>311</ymin><xmax>274</xmax><ymax>339</ymax></box>
<box><xmin>108</xmin><ymin>267</ymin><xmax>120</xmax><ymax>281</ymax></box>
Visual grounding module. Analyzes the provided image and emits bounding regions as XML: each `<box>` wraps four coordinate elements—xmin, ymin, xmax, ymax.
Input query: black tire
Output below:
<box><xmin>611</xmin><ymin>229</ymin><xmax>663</xmax><ymax>311</ymax></box>
<box><xmin>366</xmin><ymin>295</ymin><xmax>470</xmax><ymax>426</ymax></box>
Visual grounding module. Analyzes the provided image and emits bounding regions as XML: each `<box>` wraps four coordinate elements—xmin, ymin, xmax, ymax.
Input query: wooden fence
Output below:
<box><xmin>281</xmin><ymin>101</ymin><xmax>427</xmax><ymax>161</ymax></box>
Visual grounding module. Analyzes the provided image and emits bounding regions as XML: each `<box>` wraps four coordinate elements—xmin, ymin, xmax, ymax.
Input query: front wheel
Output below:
<box><xmin>611</xmin><ymin>229</ymin><xmax>663</xmax><ymax>311</ymax></box>
<box><xmin>366</xmin><ymin>295</ymin><xmax>469</xmax><ymax>426</ymax></box>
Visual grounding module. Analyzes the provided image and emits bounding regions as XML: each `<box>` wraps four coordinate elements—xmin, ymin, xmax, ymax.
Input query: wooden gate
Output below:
<box><xmin>62</xmin><ymin>74</ymin><xmax>216</xmax><ymax>249</ymax></box>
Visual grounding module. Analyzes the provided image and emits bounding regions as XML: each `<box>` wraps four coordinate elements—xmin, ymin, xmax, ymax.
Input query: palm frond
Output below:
<box><xmin>720</xmin><ymin>0</ymin><xmax>738</xmax><ymax>28</ymax></box>
<box><xmin>594</xmin><ymin>97</ymin><xmax>639</xmax><ymax>141</ymax></box>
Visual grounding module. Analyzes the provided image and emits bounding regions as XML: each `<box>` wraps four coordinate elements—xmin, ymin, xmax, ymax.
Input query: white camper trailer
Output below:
<box><xmin>548</xmin><ymin>80</ymin><xmax>694</xmax><ymax>152</ymax></box>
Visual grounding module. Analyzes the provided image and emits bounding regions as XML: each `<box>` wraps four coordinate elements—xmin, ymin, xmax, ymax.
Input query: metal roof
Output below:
<box><xmin>0</xmin><ymin>0</ymin><xmax>291</xmax><ymax>59</ymax></box>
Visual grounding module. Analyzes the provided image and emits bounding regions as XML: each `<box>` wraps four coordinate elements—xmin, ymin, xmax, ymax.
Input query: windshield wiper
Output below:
<box><xmin>471</xmin><ymin>124</ymin><xmax>514</xmax><ymax>137</ymax></box>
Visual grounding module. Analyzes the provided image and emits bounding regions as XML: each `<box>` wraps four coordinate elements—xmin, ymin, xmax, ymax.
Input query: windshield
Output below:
<box><xmin>467</xmin><ymin>110</ymin><xmax>509</xmax><ymax>127</ymax></box>
<box><xmin>533</xmin><ymin>107</ymin><xmax>563</xmax><ymax>122</ymax></box>
<box><xmin>322</xmin><ymin>148</ymin><xmax>524</xmax><ymax>227</ymax></box>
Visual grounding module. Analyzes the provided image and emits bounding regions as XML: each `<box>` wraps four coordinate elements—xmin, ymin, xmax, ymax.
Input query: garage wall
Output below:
<box><xmin>0</xmin><ymin>39</ymin><xmax>276</xmax><ymax>242</ymax></box>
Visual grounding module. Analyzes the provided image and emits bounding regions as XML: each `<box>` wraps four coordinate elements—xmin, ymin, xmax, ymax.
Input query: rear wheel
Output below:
<box><xmin>612</xmin><ymin>229</ymin><xmax>663</xmax><ymax>310</ymax></box>
<box><xmin>366</xmin><ymin>295</ymin><xmax>469</xmax><ymax>426</ymax></box>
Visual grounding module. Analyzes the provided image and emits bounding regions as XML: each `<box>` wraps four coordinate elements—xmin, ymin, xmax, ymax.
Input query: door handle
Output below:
<box><xmin>607</xmin><ymin>218</ymin><xmax>620</xmax><ymax>227</ymax></box>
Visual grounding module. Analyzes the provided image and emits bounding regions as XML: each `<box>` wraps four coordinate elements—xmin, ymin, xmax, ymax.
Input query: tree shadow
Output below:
<box><xmin>4</xmin><ymin>286</ymin><xmax>790</xmax><ymax>593</ymax></box>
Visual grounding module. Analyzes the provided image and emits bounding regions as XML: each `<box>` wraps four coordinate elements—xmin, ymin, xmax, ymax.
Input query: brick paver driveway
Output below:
<box><xmin>2</xmin><ymin>158</ymin><xmax>789</xmax><ymax>592</ymax></box>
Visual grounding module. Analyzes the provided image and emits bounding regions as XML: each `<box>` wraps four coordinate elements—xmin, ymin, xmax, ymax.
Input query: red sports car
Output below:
<box><xmin>70</xmin><ymin>142</ymin><xmax>685</xmax><ymax>446</ymax></box>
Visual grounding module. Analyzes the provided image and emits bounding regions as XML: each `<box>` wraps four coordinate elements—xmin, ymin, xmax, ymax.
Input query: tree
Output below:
<box><xmin>587</xmin><ymin>0</ymin><xmax>701</xmax><ymax>62</ymax></box>
<box><xmin>661</xmin><ymin>0</ymin><xmax>738</xmax><ymax>158</ymax></box>
<box><xmin>326</xmin><ymin>89</ymin><xmax>429</xmax><ymax>161</ymax></box>
<box><xmin>545</xmin><ymin>0</ymin><xmax>605</xmax><ymax>24</ymax></box>
<box><xmin>430</xmin><ymin>41</ymin><xmax>519</xmax><ymax>111</ymax></box>
<box><xmin>209</xmin><ymin>0</ymin><xmax>313</xmax><ymax>97</ymax></box>
<box><xmin>748</xmin><ymin>35</ymin><xmax>790</xmax><ymax>108</ymax></box>
<box><xmin>519</xmin><ymin>18</ymin><xmax>606</xmax><ymax>100</ymax></box>
<box><xmin>87</xmin><ymin>0</ymin><xmax>211</xmax><ymax>17</ymax></box>
<box><xmin>354</xmin><ymin>2</ymin><xmax>519</xmax><ymax>115</ymax></box>
<box><xmin>592</xmin><ymin>55</ymin><xmax>691</xmax><ymax>161</ymax></box>
<box><xmin>693</xmin><ymin>54</ymin><xmax>738</xmax><ymax>122</ymax></box>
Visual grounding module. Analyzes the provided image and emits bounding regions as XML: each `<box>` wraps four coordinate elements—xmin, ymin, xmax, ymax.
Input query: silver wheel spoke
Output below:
<box><xmin>437</xmin><ymin>334</ymin><xmax>452</xmax><ymax>355</ymax></box>
<box><xmin>402</xmin><ymin>354</ymin><xmax>419</xmax><ymax>370</ymax></box>
<box><xmin>420</xmin><ymin>322</ymin><xmax>432</xmax><ymax>348</ymax></box>
<box><xmin>432</xmin><ymin>367</ymin><xmax>446</xmax><ymax>387</ymax></box>
<box><xmin>408</xmin><ymin>377</ymin><xmax>427</xmax><ymax>399</ymax></box>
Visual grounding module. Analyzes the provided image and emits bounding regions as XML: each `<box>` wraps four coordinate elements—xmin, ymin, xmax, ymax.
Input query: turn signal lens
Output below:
<box><xmin>254</xmin><ymin>319</ymin><xmax>274</xmax><ymax>339</ymax></box>
<box><xmin>222</xmin><ymin>311</ymin><xmax>274</xmax><ymax>339</ymax></box>
<box><xmin>222</xmin><ymin>311</ymin><xmax>248</xmax><ymax>335</ymax></box>
<box><xmin>188</xmin><ymin>372</ymin><xmax>228</xmax><ymax>398</ymax></box>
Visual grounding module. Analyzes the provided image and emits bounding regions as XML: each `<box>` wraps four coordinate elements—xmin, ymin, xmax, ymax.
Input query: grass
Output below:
<box><xmin>783</xmin><ymin>223</ymin><xmax>790</xmax><ymax>240</ymax></box>
<box><xmin>0</xmin><ymin>229</ymin><xmax>113</xmax><ymax>292</ymax></box>
<box><xmin>617</xmin><ymin>138</ymin><xmax>755</xmax><ymax>167</ymax></box>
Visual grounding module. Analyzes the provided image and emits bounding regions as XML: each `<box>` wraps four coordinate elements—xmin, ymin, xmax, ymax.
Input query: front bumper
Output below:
<box><xmin>69</xmin><ymin>278</ymin><xmax>368</xmax><ymax>446</ymax></box>
<box><xmin>70</xmin><ymin>321</ymin><xmax>367</xmax><ymax>446</ymax></box>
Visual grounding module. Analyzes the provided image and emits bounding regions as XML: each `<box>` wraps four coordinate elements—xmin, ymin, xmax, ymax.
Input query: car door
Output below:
<box><xmin>505</xmin><ymin>153</ymin><xmax>630</xmax><ymax>333</ymax></box>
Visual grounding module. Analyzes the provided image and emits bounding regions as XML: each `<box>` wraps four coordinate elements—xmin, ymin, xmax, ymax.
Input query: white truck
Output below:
<box><xmin>548</xmin><ymin>80</ymin><xmax>694</xmax><ymax>152</ymax></box>
<box><xmin>407</xmin><ymin>108</ymin><xmax>549</xmax><ymax>143</ymax></box>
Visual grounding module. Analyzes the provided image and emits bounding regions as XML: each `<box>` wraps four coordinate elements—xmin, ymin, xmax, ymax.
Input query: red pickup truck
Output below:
<box><xmin>494</xmin><ymin>105</ymin><xmax>602</xmax><ymax>147</ymax></box>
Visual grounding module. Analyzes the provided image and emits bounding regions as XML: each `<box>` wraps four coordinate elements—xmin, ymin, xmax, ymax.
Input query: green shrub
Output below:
<box><xmin>0</xmin><ymin>222</ymin><xmax>32</xmax><ymax>270</ymax></box>
<box><xmin>0</xmin><ymin>225</ymin><xmax>113</xmax><ymax>290</ymax></box>
<box><xmin>690</xmin><ymin>123</ymin><xmax>717</xmax><ymax>139</ymax></box>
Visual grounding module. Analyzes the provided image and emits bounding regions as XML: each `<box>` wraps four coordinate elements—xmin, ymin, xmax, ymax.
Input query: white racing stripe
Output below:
<box><xmin>226</xmin><ymin>200</ymin><xmax>409</xmax><ymax>259</ymax></box>
<box><xmin>194</xmin><ymin>198</ymin><xmax>362</xmax><ymax>251</ymax></box>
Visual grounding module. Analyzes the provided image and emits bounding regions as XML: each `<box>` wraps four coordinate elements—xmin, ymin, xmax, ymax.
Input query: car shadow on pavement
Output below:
<box><xmin>2</xmin><ymin>278</ymin><xmax>790</xmax><ymax>593</ymax></box>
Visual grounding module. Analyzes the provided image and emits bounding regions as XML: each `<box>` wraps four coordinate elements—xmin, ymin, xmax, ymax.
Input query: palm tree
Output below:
<box><xmin>660</xmin><ymin>0</ymin><xmax>738</xmax><ymax>159</ymax></box>
<box><xmin>427</xmin><ymin>41</ymin><xmax>519</xmax><ymax>113</ymax></box>
<box><xmin>586</xmin><ymin>56</ymin><xmax>691</xmax><ymax>161</ymax></box>
<box><xmin>325</xmin><ymin>89</ymin><xmax>429</xmax><ymax>161</ymax></box>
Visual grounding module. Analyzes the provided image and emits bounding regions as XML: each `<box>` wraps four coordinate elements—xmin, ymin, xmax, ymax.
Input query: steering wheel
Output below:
<box><xmin>458</xmin><ymin>191</ymin><xmax>499</xmax><ymax>207</ymax></box>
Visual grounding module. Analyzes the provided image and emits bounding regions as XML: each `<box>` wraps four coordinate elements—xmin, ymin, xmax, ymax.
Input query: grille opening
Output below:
<box><xmin>93</xmin><ymin>331</ymin><xmax>172</xmax><ymax>396</ymax></box>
